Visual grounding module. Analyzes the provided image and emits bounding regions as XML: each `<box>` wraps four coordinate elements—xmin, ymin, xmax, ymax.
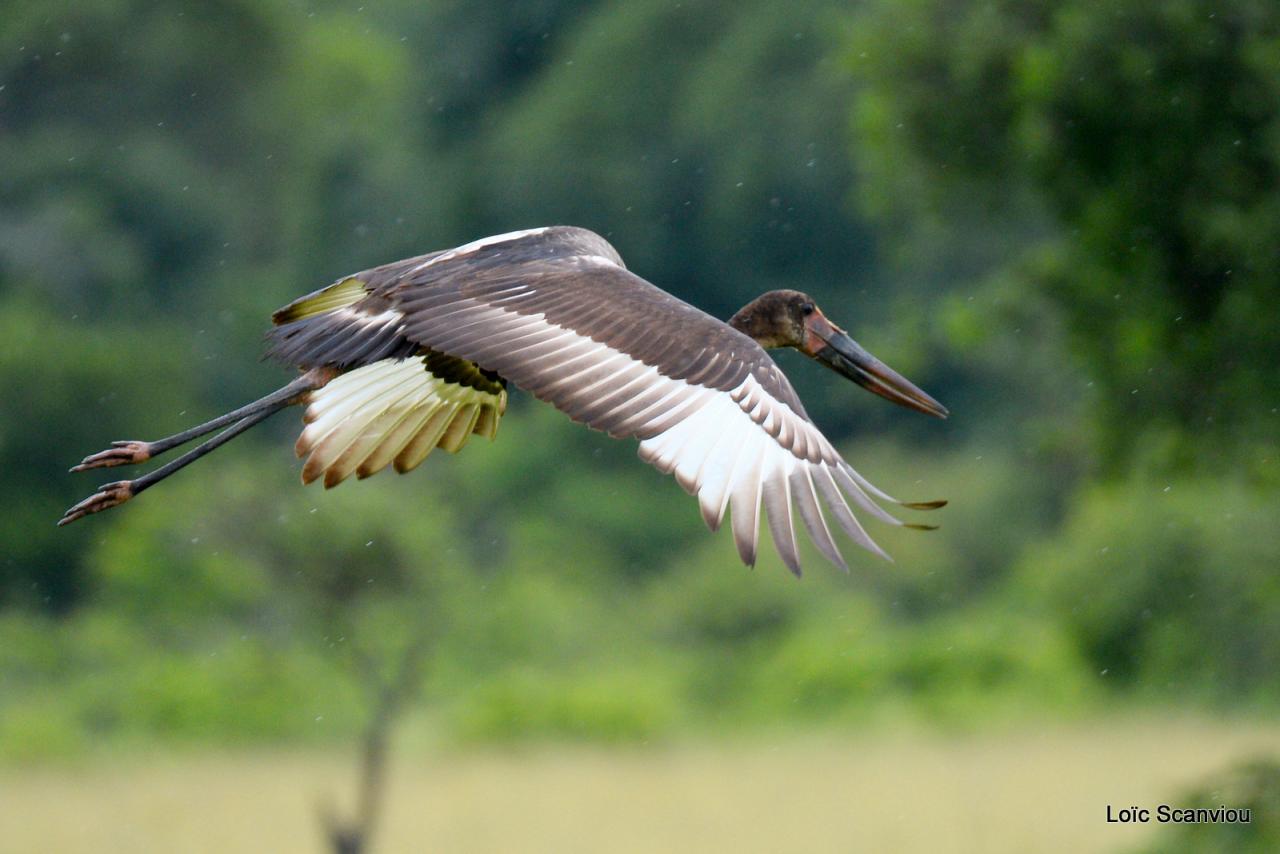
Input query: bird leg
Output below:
<box><xmin>70</xmin><ymin>370</ymin><xmax>329</xmax><ymax>472</ymax></box>
<box><xmin>59</xmin><ymin>406</ymin><xmax>278</xmax><ymax>526</ymax></box>
<box><xmin>60</xmin><ymin>368</ymin><xmax>336</xmax><ymax>527</ymax></box>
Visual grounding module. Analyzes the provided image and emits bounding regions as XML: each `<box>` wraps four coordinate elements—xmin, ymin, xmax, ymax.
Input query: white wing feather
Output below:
<box><xmin>297</xmin><ymin>357</ymin><xmax>506</xmax><ymax>487</ymax></box>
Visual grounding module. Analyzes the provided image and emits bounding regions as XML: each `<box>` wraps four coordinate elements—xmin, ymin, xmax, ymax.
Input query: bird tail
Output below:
<box><xmin>58</xmin><ymin>368</ymin><xmax>334</xmax><ymax>527</ymax></box>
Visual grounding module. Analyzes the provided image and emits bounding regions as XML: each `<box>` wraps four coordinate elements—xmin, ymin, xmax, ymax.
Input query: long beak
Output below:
<box><xmin>807</xmin><ymin>316</ymin><xmax>949</xmax><ymax>419</ymax></box>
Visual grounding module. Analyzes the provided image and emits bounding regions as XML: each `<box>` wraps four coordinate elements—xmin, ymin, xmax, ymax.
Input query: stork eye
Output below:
<box><xmin>801</xmin><ymin>303</ymin><xmax>815</xmax><ymax>316</ymax></box>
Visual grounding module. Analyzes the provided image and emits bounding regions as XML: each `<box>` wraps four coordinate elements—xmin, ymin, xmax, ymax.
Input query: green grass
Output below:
<box><xmin>3</xmin><ymin>715</ymin><xmax>1278</xmax><ymax>853</ymax></box>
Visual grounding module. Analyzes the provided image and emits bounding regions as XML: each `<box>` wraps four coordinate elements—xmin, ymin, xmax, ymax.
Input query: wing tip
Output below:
<box><xmin>391</xmin><ymin>455</ymin><xmax>420</xmax><ymax>475</ymax></box>
<box><xmin>356</xmin><ymin>462</ymin><xmax>385</xmax><ymax>480</ymax></box>
<box><xmin>902</xmin><ymin>499</ymin><xmax>947</xmax><ymax>510</ymax></box>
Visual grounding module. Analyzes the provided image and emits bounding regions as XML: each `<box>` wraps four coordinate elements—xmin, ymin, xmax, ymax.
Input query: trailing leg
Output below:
<box><xmin>59</xmin><ymin>370</ymin><xmax>332</xmax><ymax>526</ymax></box>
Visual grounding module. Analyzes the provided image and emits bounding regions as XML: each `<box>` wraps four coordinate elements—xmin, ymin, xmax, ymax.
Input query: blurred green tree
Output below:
<box><xmin>0</xmin><ymin>0</ymin><xmax>435</xmax><ymax>607</ymax></box>
<box><xmin>849</xmin><ymin>0</ymin><xmax>1280</xmax><ymax>472</ymax></box>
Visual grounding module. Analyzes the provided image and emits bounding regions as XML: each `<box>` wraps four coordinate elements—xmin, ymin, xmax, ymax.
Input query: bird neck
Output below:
<box><xmin>728</xmin><ymin>303</ymin><xmax>786</xmax><ymax>349</ymax></box>
<box><xmin>727</xmin><ymin>305</ymin><xmax>753</xmax><ymax>335</ymax></box>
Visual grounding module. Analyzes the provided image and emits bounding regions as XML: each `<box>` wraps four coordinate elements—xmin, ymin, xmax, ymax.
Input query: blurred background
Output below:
<box><xmin>2</xmin><ymin>0</ymin><xmax>1278</xmax><ymax>851</ymax></box>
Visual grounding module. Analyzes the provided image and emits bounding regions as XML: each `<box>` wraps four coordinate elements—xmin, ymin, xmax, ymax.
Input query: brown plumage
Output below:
<box><xmin>61</xmin><ymin>226</ymin><xmax>948</xmax><ymax>574</ymax></box>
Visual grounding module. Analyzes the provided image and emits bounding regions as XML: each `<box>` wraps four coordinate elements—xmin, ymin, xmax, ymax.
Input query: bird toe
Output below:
<box><xmin>57</xmin><ymin>481</ymin><xmax>135</xmax><ymax>526</ymax></box>
<box><xmin>70</xmin><ymin>441</ymin><xmax>152</xmax><ymax>472</ymax></box>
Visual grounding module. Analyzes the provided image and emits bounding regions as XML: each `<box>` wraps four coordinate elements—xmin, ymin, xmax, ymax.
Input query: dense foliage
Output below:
<box><xmin>1</xmin><ymin>0</ymin><xmax>1276</xmax><ymax>756</ymax></box>
<box><xmin>850</xmin><ymin>0</ymin><xmax>1280</xmax><ymax>470</ymax></box>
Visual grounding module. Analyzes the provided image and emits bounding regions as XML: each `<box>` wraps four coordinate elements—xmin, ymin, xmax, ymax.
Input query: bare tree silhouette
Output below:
<box><xmin>320</xmin><ymin>635</ymin><xmax>426</xmax><ymax>854</ymax></box>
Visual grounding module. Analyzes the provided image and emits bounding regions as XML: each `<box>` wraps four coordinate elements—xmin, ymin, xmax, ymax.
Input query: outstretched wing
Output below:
<box><xmin>266</xmin><ymin>226</ymin><xmax>922</xmax><ymax>573</ymax></box>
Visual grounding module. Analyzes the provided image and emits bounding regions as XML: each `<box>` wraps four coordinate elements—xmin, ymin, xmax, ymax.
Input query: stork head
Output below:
<box><xmin>729</xmin><ymin>289</ymin><xmax>948</xmax><ymax>419</ymax></box>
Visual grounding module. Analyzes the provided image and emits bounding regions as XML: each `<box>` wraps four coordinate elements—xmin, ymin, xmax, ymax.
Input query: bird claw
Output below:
<box><xmin>57</xmin><ymin>481</ymin><xmax>135</xmax><ymax>527</ymax></box>
<box><xmin>70</xmin><ymin>440</ymin><xmax>152</xmax><ymax>472</ymax></box>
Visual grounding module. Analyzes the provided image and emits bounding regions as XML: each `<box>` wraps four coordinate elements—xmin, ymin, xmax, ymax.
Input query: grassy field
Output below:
<box><xmin>1</xmin><ymin>716</ymin><xmax>1277</xmax><ymax>853</ymax></box>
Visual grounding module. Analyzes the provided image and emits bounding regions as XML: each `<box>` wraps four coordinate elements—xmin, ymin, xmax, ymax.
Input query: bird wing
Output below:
<box><xmin>296</xmin><ymin>354</ymin><xmax>506</xmax><ymax>488</ymax></box>
<box><xmin>266</xmin><ymin>226</ymin><xmax>919</xmax><ymax>573</ymax></box>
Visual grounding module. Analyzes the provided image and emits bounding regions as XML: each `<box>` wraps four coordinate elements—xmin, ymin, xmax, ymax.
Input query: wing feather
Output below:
<box><xmin>357</xmin><ymin>399</ymin><xmax>444</xmax><ymax>478</ymax></box>
<box><xmin>727</xmin><ymin>427</ymin><xmax>767</xmax><ymax>567</ymax></box>
<box><xmin>296</xmin><ymin>357</ymin><xmax>506</xmax><ymax>487</ymax></box>
<box><xmin>693</xmin><ymin>408</ymin><xmax>754</xmax><ymax>533</ymax></box>
<box><xmin>393</xmin><ymin>407</ymin><xmax>456</xmax><ymax>474</ymax></box>
<box><xmin>812</xmin><ymin>464</ymin><xmax>890</xmax><ymax>562</ymax></box>
<box><xmin>762</xmin><ymin>468</ymin><xmax>801</xmax><ymax>577</ymax></box>
<box><xmin>789</xmin><ymin>467</ymin><xmax>847</xmax><ymax>572</ymax></box>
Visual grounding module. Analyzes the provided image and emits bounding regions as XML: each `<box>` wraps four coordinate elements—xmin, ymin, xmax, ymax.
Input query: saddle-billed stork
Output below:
<box><xmin>61</xmin><ymin>226</ymin><xmax>948</xmax><ymax>574</ymax></box>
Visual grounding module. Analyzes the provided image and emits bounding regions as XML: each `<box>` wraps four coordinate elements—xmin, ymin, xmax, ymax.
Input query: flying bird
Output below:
<box><xmin>60</xmin><ymin>226</ymin><xmax>948</xmax><ymax>573</ymax></box>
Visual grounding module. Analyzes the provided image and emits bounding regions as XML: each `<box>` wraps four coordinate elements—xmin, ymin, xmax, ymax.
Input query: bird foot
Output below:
<box><xmin>58</xmin><ymin>481</ymin><xmax>135</xmax><ymax>527</ymax></box>
<box><xmin>70</xmin><ymin>440</ymin><xmax>152</xmax><ymax>472</ymax></box>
